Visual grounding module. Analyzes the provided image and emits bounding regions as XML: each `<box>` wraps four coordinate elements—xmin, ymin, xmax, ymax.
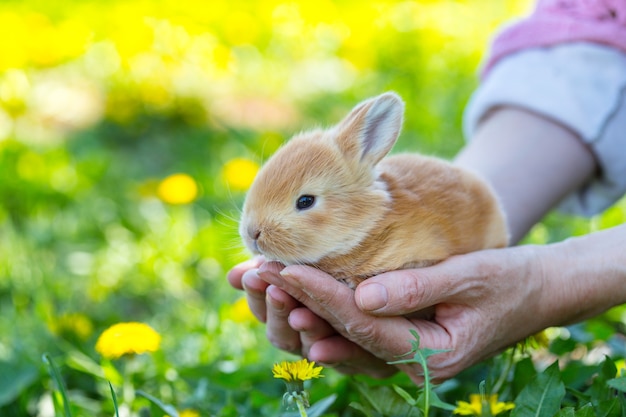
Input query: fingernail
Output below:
<box><xmin>259</xmin><ymin>263</ymin><xmax>285</xmax><ymax>286</ymax></box>
<box><xmin>358</xmin><ymin>283</ymin><xmax>388</xmax><ymax>311</ymax></box>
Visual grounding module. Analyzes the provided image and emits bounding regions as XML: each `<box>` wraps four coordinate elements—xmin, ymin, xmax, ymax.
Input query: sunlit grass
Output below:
<box><xmin>2</xmin><ymin>0</ymin><xmax>626</xmax><ymax>416</ymax></box>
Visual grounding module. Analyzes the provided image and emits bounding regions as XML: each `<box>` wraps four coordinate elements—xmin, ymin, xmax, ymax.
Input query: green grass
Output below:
<box><xmin>1</xmin><ymin>0</ymin><xmax>625</xmax><ymax>416</ymax></box>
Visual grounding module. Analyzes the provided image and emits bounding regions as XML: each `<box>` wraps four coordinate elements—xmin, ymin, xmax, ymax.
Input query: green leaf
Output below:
<box><xmin>599</xmin><ymin>357</ymin><xmax>618</xmax><ymax>382</ymax></box>
<box><xmin>42</xmin><ymin>353</ymin><xmax>73</xmax><ymax>417</ymax></box>
<box><xmin>306</xmin><ymin>394</ymin><xmax>337</xmax><ymax>417</ymax></box>
<box><xmin>588</xmin><ymin>357</ymin><xmax>619</xmax><ymax>403</ymax></box>
<box><xmin>574</xmin><ymin>403</ymin><xmax>595</xmax><ymax>417</ymax></box>
<box><xmin>512</xmin><ymin>357</ymin><xmax>537</xmax><ymax>398</ymax></box>
<box><xmin>349</xmin><ymin>402</ymin><xmax>380</xmax><ymax>417</ymax></box>
<box><xmin>561</xmin><ymin>361</ymin><xmax>598</xmax><ymax>392</ymax></box>
<box><xmin>566</xmin><ymin>387</ymin><xmax>592</xmax><ymax>405</ymax></box>
<box><xmin>415</xmin><ymin>390</ymin><xmax>456</xmax><ymax>412</ymax></box>
<box><xmin>512</xmin><ymin>361</ymin><xmax>565</xmax><ymax>417</ymax></box>
<box><xmin>0</xmin><ymin>360</ymin><xmax>39</xmax><ymax>407</ymax></box>
<box><xmin>554</xmin><ymin>407</ymin><xmax>576</xmax><ymax>417</ymax></box>
<box><xmin>109</xmin><ymin>381</ymin><xmax>120</xmax><ymax>417</ymax></box>
<box><xmin>607</xmin><ymin>377</ymin><xmax>626</xmax><ymax>393</ymax></box>
<box><xmin>65</xmin><ymin>349</ymin><xmax>105</xmax><ymax>379</ymax></box>
<box><xmin>392</xmin><ymin>384</ymin><xmax>417</xmax><ymax>406</ymax></box>
<box><xmin>352</xmin><ymin>382</ymin><xmax>421</xmax><ymax>417</ymax></box>
<box><xmin>135</xmin><ymin>390</ymin><xmax>178</xmax><ymax>417</ymax></box>
<box><xmin>596</xmin><ymin>398</ymin><xmax>622</xmax><ymax>417</ymax></box>
<box><xmin>389</xmin><ymin>329</ymin><xmax>451</xmax><ymax>365</ymax></box>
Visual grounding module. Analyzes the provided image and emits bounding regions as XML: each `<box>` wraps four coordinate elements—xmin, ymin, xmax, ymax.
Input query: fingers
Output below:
<box><xmin>265</xmin><ymin>285</ymin><xmax>302</xmax><ymax>354</ymax></box>
<box><xmin>288</xmin><ymin>307</ymin><xmax>336</xmax><ymax>357</ymax></box>
<box><xmin>262</xmin><ymin>264</ymin><xmax>449</xmax><ymax>359</ymax></box>
<box><xmin>241</xmin><ymin>268</ymin><xmax>270</xmax><ymax>322</ymax></box>
<box><xmin>258</xmin><ymin>262</ymin><xmax>465</xmax><ymax>381</ymax></box>
<box><xmin>308</xmin><ymin>336</ymin><xmax>398</xmax><ymax>379</ymax></box>
<box><xmin>232</xmin><ymin>259</ymin><xmax>401</xmax><ymax>378</ymax></box>
<box><xmin>227</xmin><ymin>256</ymin><xmax>264</xmax><ymax>290</ymax></box>
<box><xmin>355</xmin><ymin>258</ymin><xmax>463</xmax><ymax>316</ymax></box>
<box><xmin>287</xmin><ymin>306</ymin><xmax>399</xmax><ymax>378</ymax></box>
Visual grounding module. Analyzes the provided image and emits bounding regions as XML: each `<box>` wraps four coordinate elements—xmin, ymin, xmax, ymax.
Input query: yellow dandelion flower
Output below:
<box><xmin>454</xmin><ymin>394</ymin><xmax>515</xmax><ymax>416</ymax></box>
<box><xmin>273</xmin><ymin>358</ymin><xmax>324</xmax><ymax>383</ymax></box>
<box><xmin>227</xmin><ymin>297</ymin><xmax>256</xmax><ymax>324</ymax></box>
<box><xmin>274</xmin><ymin>359</ymin><xmax>324</xmax><ymax>410</ymax></box>
<box><xmin>222</xmin><ymin>157</ymin><xmax>259</xmax><ymax>191</ymax></box>
<box><xmin>95</xmin><ymin>322</ymin><xmax>161</xmax><ymax>359</ymax></box>
<box><xmin>157</xmin><ymin>173</ymin><xmax>198</xmax><ymax>205</ymax></box>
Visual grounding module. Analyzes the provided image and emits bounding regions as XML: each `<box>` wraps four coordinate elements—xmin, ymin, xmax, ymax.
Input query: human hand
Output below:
<box><xmin>257</xmin><ymin>245</ymin><xmax>552</xmax><ymax>383</ymax></box>
<box><xmin>226</xmin><ymin>258</ymin><xmax>396</xmax><ymax>377</ymax></box>
<box><xmin>229</xmin><ymin>225</ymin><xmax>626</xmax><ymax>382</ymax></box>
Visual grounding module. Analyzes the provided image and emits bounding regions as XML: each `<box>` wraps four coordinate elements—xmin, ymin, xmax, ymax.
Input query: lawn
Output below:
<box><xmin>1</xmin><ymin>0</ymin><xmax>625</xmax><ymax>416</ymax></box>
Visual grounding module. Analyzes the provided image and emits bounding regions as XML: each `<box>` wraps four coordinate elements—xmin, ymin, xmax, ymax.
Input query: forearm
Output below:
<box><xmin>538</xmin><ymin>224</ymin><xmax>626</xmax><ymax>326</ymax></box>
<box><xmin>454</xmin><ymin>107</ymin><xmax>597</xmax><ymax>244</ymax></box>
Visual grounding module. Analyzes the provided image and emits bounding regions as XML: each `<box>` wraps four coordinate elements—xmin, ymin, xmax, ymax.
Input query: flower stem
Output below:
<box><xmin>419</xmin><ymin>349</ymin><xmax>431</xmax><ymax>417</ymax></box>
<box><xmin>492</xmin><ymin>346</ymin><xmax>517</xmax><ymax>394</ymax></box>
<box><xmin>295</xmin><ymin>396</ymin><xmax>309</xmax><ymax>417</ymax></box>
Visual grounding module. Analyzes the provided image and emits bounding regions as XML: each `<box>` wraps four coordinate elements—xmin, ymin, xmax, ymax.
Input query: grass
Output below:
<box><xmin>1</xmin><ymin>0</ymin><xmax>625</xmax><ymax>416</ymax></box>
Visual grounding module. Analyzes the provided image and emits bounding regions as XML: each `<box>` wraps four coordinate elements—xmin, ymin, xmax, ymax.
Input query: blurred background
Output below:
<box><xmin>2</xmin><ymin>0</ymin><xmax>625</xmax><ymax>415</ymax></box>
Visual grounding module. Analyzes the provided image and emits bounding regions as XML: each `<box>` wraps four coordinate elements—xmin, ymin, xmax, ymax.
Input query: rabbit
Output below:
<box><xmin>239</xmin><ymin>92</ymin><xmax>508</xmax><ymax>288</ymax></box>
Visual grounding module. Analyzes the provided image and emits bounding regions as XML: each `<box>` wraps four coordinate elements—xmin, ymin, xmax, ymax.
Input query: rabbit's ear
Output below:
<box><xmin>334</xmin><ymin>92</ymin><xmax>404</xmax><ymax>166</ymax></box>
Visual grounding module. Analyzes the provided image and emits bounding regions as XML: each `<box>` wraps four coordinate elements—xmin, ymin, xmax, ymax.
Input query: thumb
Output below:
<box><xmin>355</xmin><ymin>267</ymin><xmax>451</xmax><ymax>315</ymax></box>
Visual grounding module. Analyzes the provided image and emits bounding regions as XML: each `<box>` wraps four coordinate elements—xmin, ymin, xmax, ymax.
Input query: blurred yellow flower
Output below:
<box><xmin>49</xmin><ymin>313</ymin><xmax>94</xmax><ymax>340</ymax></box>
<box><xmin>0</xmin><ymin>69</ymin><xmax>30</xmax><ymax>116</ymax></box>
<box><xmin>529</xmin><ymin>330</ymin><xmax>550</xmax><ymax>348</ymax></box>
<box><xmin>166</xmin><ymin>410</ymin><xmax>200</xmax><ymax>417</ymax></box>
<box><xmin>227</xmin><ymin>296</ymin><xmax>255</xmax><ymax>324</ymax></box>
<box><xmin>157</xmin><ymin>173</ymin><xmax>198</xmax><ymax>204</ymax></box>
<box><xmin>519</xmin><ymin>330</ymin><xmax>551</xmax><ymax>351</ymax></box>
<box><xmin>454</xmin><ymin>394</ymin><xmax>515</xmax><ymax>416</ymax></box>
<box><xmin>95</xmin><ymin>322</ymin><xmax>161</xmax><ymax>359</ymax></box>
<box><xmin>222</xmin><ymin>157</ymin><xmax>259</xmax><ymax>191</ymax></box>
<box><xmin>273</xmin><ymin>358</ymin><xmax>324</xmax><ymax>383</ymax></box>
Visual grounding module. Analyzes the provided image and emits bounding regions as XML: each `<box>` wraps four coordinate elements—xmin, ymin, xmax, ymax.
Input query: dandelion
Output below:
<box><xmin>273</xmin><ymin>358</ymin><xmax>324</xmax><ymax>383</ymax></box>
<box><xmin>227</xmin><ymin>296</ymin><xmax>256</xmax><ymax>324</ymax></box>
<box><xmin>222</xmin><ymin>157</ymin><xmax>259</xmax><ymax>191</ymax></box>
<box><xmin>454</xmin><ymin>393</ymin><xmax>515</xmax><ymax>416</ymax></box>
<box><xmin>273</xmin><ymin>359</ymin><xmax>324</xmax><ymax>417</ymax></box>
<box><xmin>157</xmin><ymin>173</ymin><xmax>198</xmax><ymax>205</ymax></box>
<box><xmin>95</xmin><ymin>322</ymin><xmax>161</xmax><ymax>359</ymax></box>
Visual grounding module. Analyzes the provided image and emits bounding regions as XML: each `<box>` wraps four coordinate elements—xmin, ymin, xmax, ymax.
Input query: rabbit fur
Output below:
<box><xmin>239</xmin><ymin>92</ymin><xmax>508</xmax><ymax>288</ymax></box>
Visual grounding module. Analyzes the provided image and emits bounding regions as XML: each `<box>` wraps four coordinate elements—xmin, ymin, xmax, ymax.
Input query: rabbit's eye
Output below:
<box><xmin>296</xmin><ymin>195</ymin><xmax>316</xmax><ymax>210</ymax></box>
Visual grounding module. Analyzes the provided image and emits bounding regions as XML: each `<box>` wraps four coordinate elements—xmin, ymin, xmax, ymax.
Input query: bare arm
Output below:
<box><xmin>455</xmin><ymin>107</ymin><xmax>596</xmax><ymax>243</ymax></box>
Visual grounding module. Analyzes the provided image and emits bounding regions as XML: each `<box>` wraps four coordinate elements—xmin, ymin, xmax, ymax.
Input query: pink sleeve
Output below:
<box><xmin>483</xmin><ymin>0</ymin><xmax>626</xmax><ymax>76</ymax></box>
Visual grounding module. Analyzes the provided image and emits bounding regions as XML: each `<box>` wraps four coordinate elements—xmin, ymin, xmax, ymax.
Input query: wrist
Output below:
<box><xmin>539</xmin><ymin>225</ymin><xmax>626</xmax><ymax>326</ymax></box>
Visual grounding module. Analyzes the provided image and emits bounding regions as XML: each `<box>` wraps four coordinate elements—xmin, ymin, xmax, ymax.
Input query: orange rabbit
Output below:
<box><xmin>240</xmin><ymin>92</ymin><xmax>508</xmax><ymax>288</ymax></box>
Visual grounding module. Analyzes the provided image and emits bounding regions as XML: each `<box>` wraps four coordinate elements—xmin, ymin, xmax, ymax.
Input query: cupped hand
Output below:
<box><xmin>227</xmin><ymin>258</ymin><xmax>395</xmax><ymax>377</ymax></box>
<box><xmin>257</xmin><ymin>244</ymin><xmax>551</xmax><ymax>383</ymax></box>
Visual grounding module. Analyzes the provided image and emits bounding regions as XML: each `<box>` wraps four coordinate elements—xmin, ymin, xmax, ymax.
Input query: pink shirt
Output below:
<box><xmin>484</xmin><ymin>0</ymin><xmax>626</xmax><ymax>75</ymax></box>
